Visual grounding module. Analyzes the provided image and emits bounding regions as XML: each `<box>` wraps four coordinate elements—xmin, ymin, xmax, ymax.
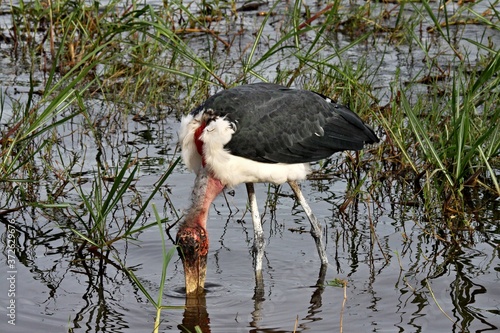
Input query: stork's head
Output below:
<box><xmin>177</xmin><ymin>224</ymin><xmax>208</xmax><ymax>295</ymax></box>
<box><xmin>176</xmin><ymin>168</ymin><xmax>225</xmax><ymax>296</ymax></box>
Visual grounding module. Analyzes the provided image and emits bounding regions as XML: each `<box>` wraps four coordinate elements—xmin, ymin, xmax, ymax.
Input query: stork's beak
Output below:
<box><xmin>177</xmin><ymin>225</ymin><xmax>208</xmax><ymax>296</ymax></box>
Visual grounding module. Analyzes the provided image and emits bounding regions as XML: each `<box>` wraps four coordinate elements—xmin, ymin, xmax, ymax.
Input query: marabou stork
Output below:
<box><xmin>177</xmin><ymin>83</ymin><xmax>379</xmax><ymax>295</ymax></box>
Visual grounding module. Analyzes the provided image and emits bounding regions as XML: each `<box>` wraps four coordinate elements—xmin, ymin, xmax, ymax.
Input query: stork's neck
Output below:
<box><xmin>182</xmin><ymin>168</ymin><xmax>225</xmax><ymax>229</ymax></box>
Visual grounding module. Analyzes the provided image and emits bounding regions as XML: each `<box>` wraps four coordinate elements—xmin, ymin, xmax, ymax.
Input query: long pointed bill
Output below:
<box><xmin>177</xmin><ymin>225</ymin><xmax>208</xmax><ymax>295</ymax></box>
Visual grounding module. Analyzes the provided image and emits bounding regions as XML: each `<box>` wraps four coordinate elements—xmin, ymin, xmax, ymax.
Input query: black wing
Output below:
<box><xmin>192</xmin><ymin>83</ymin><xmax>379</xmax><ymax>164</ymax></box>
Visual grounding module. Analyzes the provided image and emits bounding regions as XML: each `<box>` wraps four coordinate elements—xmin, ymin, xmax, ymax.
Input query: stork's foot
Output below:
<box><xmin>288</xmin><ymin>181</ymin><xmax>328</xmax><ymax>265</ymax></box>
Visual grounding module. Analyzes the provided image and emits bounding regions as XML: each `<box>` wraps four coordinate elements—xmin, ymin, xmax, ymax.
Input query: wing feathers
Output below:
<box><xmin>193</xmin><ymin>83</ymin><xmax>379</xmax><ymax>164</ymax></box>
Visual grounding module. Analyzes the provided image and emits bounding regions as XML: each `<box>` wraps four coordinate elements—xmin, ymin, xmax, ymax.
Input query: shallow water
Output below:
<box><xmin>0</xmin><ymin>113</ymin><xmax>498</xmax><ymax>332</ymax></box>
<box><xmin>1</xmin><ymin>0</ymin><xmax>500</xmax><ymax>332</ymax></box>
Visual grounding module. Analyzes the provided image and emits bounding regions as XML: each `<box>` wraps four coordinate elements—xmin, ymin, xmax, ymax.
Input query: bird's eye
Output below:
<box><xmin>228</xmin><ymin>121</ymin><xmax>237</xmax><ymax>131</ymax></box>
<box><xmin>203</xmin><ymin>109</ymin><xmax>218</xmax><ymax>125</ymax></box>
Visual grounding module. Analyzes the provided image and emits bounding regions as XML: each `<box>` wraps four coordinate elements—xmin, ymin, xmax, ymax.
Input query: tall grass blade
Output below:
<box><xmin>153</xmin><ymin>203</ymin><xmax>177</xmax><ymax>306</ymax></box>
<box><xmin>125</xmin><ymin>157</ymin><xmax>181</xmax><ymax>236</ymax></box>
<box><xmin>402</xmin><ymin>92</ymin><xmax>455</xmax><ymax>187</ymax></box>
<box><xmin>243</xmin><ymin>0</ymin><xmax>286</xmax><ymax>75</ymax></box>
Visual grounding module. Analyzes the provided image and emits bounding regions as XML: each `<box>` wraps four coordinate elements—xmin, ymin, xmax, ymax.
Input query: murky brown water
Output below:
<box><xmin>1</xmin><ymin>0</ymin><xmax>499</xmax><ymax>332</ymax></box>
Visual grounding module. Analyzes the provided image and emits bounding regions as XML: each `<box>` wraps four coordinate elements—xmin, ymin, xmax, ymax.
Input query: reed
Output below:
<box><xmin>374</xmin><ymin>0</ymin><xmax>500</xmax><ymax>228</ymax></box>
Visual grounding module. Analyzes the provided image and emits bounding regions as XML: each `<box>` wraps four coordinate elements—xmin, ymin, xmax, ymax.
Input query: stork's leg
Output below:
<box><xmin>288</xmin><ymin>181</ymin><xmax>328</xmax><ymax>265</ymax></box>
<box><xmin>246</xmin><ymin>183</ymin><xmax>265</xmax><ymax>273</ymax></box>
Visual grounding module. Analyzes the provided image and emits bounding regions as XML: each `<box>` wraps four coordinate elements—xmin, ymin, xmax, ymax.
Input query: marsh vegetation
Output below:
<box><xmin>0</xmin><ymin>0</ymin><xmax>499</xmax><ymax>332</ymax></box>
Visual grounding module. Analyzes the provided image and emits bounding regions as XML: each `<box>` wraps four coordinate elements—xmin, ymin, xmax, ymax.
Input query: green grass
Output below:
<box><xmin>374</xmin><ymin>0</ymin><xmax>500</xmax><ymax>227</ymax></box>
<box><xmin>123</xmin><ymin>204</ymin><xmax>185</xmax><ymax>333</ymax></box>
